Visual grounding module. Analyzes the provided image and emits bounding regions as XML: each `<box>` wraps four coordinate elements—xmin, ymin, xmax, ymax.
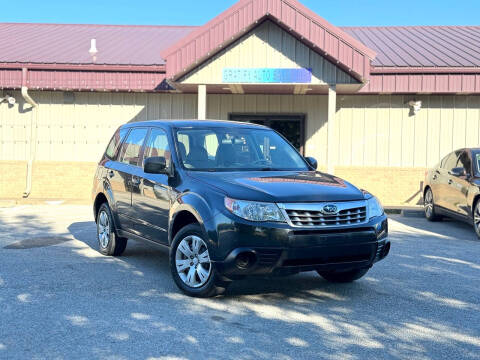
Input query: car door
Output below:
<box><xmin>435</xmin><ymin>151</ymin><xmax>460</xmax><ymax>210</ymax></box>
<box><xmin>449</xmin><ymin>150</ymin><xmax>472</xmax><ymax>217</ymax></box>
<box><xmin>102</xmin><ymin>128</ymin><xmax>129</xmax><ymax>225</ymax></box>
<box><xmin>111</xmin><ymin>127</ymin><xmax>149</xmax><ymax>232</ymax></box>
<box><xmin>131</xmin><ymin>127</ymin><xmax>172</xmax><ymax>244</ymax></box>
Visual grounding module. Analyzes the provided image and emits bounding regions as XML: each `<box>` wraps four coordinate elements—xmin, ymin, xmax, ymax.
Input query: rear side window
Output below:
<box><xmin>118</xmin><ymin>128</ymin><xmax>148</xmax><ymax>166</ymax></box>
<box><xmin>443</xmin><ymin>152</ymin><xmax>459</xmax><ymax>171</ymax></box>
<box><xmin>105</xmin><ymin>128</ymin><xmax>128</xmax><ymax>160</ymax></box>
<box><xmin>144</xmin><ymin>128</ymin><xmax>171</xmax><ymax>167</ymax></box>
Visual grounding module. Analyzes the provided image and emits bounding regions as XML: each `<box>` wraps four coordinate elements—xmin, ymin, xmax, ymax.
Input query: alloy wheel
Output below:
<box><xmin>175</xmin><ymin>235</ymin><xmax>212</xmax><ymax>288</ymax></box>
<box><xmin>98</xmin><ymin>210</ymin><xmax>110</xmax><ymax>249</ymax></box>
<box><xmin>424</xmin><ymin>189</ymin><xmax>434</xmax><ymax>218</ymax></box>
<box><xmin>474</xmin><ymin>203</ymin><xmax>480</xmax><ymax>233</ymax></box>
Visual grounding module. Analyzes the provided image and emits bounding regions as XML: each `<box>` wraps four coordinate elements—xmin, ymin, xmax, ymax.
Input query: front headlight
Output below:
<box><xmin>366</xmin><ymin>195</ymin><xmax>384</xmax><ymax>219</ymax></box>
<box><xmin>224</xmin><ymin>197</ymin><xmax>285</xmax><ymax>222</ymax></box>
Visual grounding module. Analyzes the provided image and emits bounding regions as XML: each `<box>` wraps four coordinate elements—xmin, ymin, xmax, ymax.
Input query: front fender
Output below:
<box><xmin>169</xmin><ymin>191</ymin><xmax>221</xmax><ymax>247</ymax></box>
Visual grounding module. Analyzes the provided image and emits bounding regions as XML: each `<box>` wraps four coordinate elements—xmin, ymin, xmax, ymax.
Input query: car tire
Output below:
<box><xmin>424</xmin><ymin>188</ymin><xmax>441</xmax><ymax>221</ymax></box>
<box><xmin>96</xmin><ymin>203</ymin><xmax>128</xmax><ymax>256</ymax></box>
<box><xmin>473</xmin><ymin>201</ymin><xmax>480</xmax><ymax>239</ymax></box>
<box><xmin>318</xmin><ymin>268</ymin><xmax>369</xmax><ymax>283</ymax></box>
<box><xmin>170</xmin><ymin>224</ymin><xmax>229</xmax><ymax>298</ymax></box>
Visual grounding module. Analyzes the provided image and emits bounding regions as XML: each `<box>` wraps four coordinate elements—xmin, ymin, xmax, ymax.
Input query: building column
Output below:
<box><xmin>197</xmin><ymin>84</ymin><xmax>207</xmax><ymax>120</ymax></box>
<box><xmin>327</xmin><ymin>85</ymin><xmax>336</xmax><ymax>175</ymax></box>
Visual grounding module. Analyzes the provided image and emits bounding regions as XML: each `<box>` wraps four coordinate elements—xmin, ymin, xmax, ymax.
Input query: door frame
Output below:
<box><xmin>228</xmin><ymin>113</ymin><xmax>306</xmax><ymax>155</ymax></box>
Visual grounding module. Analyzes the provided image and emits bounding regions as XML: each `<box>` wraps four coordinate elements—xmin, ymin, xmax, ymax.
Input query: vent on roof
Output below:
<box><xmin>89</xmin><ymin>38</ymin><xmax>98</xmax><ymax>62</ymax></box>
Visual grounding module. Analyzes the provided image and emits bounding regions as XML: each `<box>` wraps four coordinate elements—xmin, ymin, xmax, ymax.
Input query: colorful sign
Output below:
<box><xmin>222</xmin><ymin>68</ymin><xmax>312</xmax><ymax>84</ymax></box>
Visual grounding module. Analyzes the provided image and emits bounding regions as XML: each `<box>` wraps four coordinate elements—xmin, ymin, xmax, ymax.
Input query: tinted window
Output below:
<box><xmin>457</xmin><ymin>151</ymin><xmax>471</xmax><ymax>174</ymax></box>
<box><xmin>118</xmin><ymin>128</ymin><xmax>148</xmax><ymax>166</ymax></box>
<box><xmin>105</xmin><ymin>128</ymin><xmax>128</xmax><ymax>160</ymax></box>
<box><xmin>443</xmin><ymin>152</ymin><xmax>459</xmax><ymax>171</ymax></box>
<box><xmin>144</xmin><ymin>128</ymin><xmax>171</xmax><ymax>167</ymax></box>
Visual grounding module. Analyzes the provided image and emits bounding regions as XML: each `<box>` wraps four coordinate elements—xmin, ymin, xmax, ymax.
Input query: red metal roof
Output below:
<box><xmin>0</xmin><ymin>23</ymin><xmax>196</xmax><ymax>66</ymax></box>
<box><xmin>343</xmin><ymin>26</ymin><xmax>480</xmax><ymax>68</ymax></box>
<box><xmin>2</xmin><ymin>0</ymin><xmax>480</xmax><ymax>94</ymax></box>
<box><xmin>160</xmin><ymin>0</ymin><xmax>376</xmax><ymax>83</ymax></box>
<box><xmin>3</xmin><ymin>23</ymin><xmax>480</xmax><ymax>70</ymax></box>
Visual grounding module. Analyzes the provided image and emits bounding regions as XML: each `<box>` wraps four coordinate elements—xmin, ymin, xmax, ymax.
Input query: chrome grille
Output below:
<box><xmin>279</xmin><ymin>201</ymin><xmax>367</xmax><ymax>228</ymax></box>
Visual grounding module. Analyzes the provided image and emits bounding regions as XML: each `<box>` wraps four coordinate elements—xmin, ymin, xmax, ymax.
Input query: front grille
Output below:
<box><xmin>280</xmin><ymin>201</ymin><xmax>367</xmax><ymax>228</ymax></box>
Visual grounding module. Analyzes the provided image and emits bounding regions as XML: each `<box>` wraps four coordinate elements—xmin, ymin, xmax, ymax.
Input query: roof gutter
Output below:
<box><xmin>21</xmin><ymin>68</ymin><xmax>38</xmax><ymax>198</ymax></box>
<box><xmin>0</xmin><ymin>62</ymin><xmax>166</xmax><ymax>72</ymax></box>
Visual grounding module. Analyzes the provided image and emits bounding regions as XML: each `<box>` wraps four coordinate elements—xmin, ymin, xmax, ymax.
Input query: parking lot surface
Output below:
<box><xmin>0</xmin><ymin>205</ymin><xmax>479</xmax><ymax>360</ymax></box>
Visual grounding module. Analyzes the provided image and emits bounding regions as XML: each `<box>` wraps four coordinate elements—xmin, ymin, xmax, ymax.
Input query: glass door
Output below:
<box><xmin>229</xmin><ymin>114</ymin><xmax>305</xmax><ymax>154</ymax></box>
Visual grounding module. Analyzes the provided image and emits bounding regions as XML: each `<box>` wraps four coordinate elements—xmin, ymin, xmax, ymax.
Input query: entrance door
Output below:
<box><xmin>229</xmin><ymin>114</ymin><xmax>305</xmax><ymax>154</ymax></box>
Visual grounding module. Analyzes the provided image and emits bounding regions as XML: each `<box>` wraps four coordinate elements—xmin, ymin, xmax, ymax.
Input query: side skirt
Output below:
<box><xmin>118</xmin><ymin>229</ymin><xmax>170</xmax><ymax>249</ymax></box>
<box><xmin>435</xmin><ymin>206</ymin><xmax>472</xmax><ymax>225</ymax></box>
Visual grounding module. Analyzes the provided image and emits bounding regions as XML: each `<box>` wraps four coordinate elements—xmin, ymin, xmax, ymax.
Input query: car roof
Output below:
<box><xmin>120</xmin><ymin>119</ymin><xmax>268</xmax><ymax>130</ymax></box>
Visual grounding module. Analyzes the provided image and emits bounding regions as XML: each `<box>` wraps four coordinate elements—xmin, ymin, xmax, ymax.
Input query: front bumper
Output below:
<box><xmin>211</xmin><ymin>214</ymin><xmax>389</xmax><ymax>277</ymax></box>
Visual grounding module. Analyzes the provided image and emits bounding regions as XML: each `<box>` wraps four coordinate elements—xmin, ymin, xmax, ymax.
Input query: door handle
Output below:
<box><xmin>448</xmin><ymin>179</ymin><xmax>453</xmax><ymax>185</ymax></box>
<box><xmin>432</xmin><ymin>174</ymin><xmax>437</xmax><ymax>180</ymax></box>
<box><xmin>108</xmin><ymin>170</ymin><xmax>114</xmax><ymax>178</ymax></box>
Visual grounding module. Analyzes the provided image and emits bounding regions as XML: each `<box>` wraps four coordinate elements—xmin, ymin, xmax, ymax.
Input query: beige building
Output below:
<box><xmin>2</xmin><ymin>0</ymin><xmax>480</xmax><ymax>206</ymax></box>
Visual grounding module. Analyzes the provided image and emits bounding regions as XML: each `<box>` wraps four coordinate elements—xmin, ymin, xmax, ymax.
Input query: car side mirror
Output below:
<box><xmin>305</xmin><ymin>157</ymin><xmax>318</xmax><ymax>170</ymax></box>
<box><xmin>144</xmin><ymin>156</ymin><xmax>168</xmax><ymax>174</ymax></box>
<box><xmin>449</xmin><ymin>167</ymin><xmax>466</xmax><ymax>177</ymax></box>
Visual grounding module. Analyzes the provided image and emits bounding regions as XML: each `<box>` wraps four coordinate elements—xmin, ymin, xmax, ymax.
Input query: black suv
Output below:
<box><xmin>92</xmin><ymin>120</ymin><xmax>389</xmax><ymax>297</ymax></box>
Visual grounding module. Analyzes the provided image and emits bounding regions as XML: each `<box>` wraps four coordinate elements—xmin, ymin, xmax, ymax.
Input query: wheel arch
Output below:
<box><xmin>471</xmin><ymin>194</ymin><xmax>480</xmax><ymax>217</ymax></box>
<box><xmin>423</xmin><ymin>185</ymin><xmax>432</xmax><ymax>200</ymax></box>
<box><xmin>170</xmin><ymin>210</ymin><xmax>201</xmax><ymax>245</ymax></box>
<box><xmin>93</xmin><ymin>192</ymin><xmax>108</xmax><ymax>221</ymax></box>
<box><xmin>169</xmin><ymin>192</ymin><xmax>215</xmax><ymax>246</ymax></box>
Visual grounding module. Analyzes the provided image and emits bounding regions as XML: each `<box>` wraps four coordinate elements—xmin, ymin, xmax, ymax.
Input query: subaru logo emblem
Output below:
<box><xmin>322</xmin><ymin>204</ymin><xmax>338</xmax><ymax>215</ymax></box>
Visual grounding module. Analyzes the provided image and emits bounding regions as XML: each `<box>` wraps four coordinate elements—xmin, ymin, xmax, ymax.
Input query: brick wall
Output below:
<box><xmin>335</xmin><ymin>166</ymin><xmax>426</xmax><ymax>207</ymax></box>
<box><xmin>1</xmin><ymin>161</ymin><xmax>425</xmax><ymax>206</ymax></box>
<box><xmin>0</xmin><ymin>161</ymin><xmax>28</xmax><ymax>199</ymax></box>
<box><xmin>0</xmin><ymin>161</ymin><xmax>97</xmax><ymax>201</ymax></box>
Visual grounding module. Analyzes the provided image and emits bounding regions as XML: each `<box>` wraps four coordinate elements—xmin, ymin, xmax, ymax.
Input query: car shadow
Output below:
<box><xmin>67</xmin><ymin>221</ymin><xmax>355</xmax><ymax>297</ymax></box>
<box><xmin>389</xmin><ymin>214</ymin><xmax>478</xmax><ymax>242</ymax></box>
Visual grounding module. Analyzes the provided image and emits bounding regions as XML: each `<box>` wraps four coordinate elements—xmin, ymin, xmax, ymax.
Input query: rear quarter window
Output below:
<box><xmin>105</xmin><ymin>128</ymin><xmax>128</xmax><ymax>160</ymax></box>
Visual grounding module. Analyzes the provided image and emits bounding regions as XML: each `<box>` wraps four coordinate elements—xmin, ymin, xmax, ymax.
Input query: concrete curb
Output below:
<box><xmin>385</xmin><ymin>207</ymin><xmax>424</xmax><ymax>218</ymax></box>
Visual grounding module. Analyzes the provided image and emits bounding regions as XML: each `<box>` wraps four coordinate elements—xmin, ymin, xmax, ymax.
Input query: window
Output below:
<box><xmin>204</xmin><ymin>133</ymin><xmax>219</xmax><ymax>157</ymax></box>
<box><xmin>105</xmin><ymin>128</ymin><xmax>128</xmax><ymax>160</ymax></box>
<box><xmin>118</xmin><ymin>128</ymin><xmax>148</xmax><ymax>166</ymax></box>
<box><xmin>443</xmin><ymin>152</ymin><xmax>459</xmax><ymax>171</ymax></box>
<box><xmin>457</xmin><ymin>151</ymin><xmax>471</xmax><ymax>174</ymax></box>
<box><xmin>144</xmin><ymin>128</ymin><xmax>171</xmax><ymax>167</ymax></box>
<box><xmin>175</xmin><ymin>127</ymin><xmax>308</xmax><ymax>171</ymax></box>
<box><xmin>177</xmin><ymin>133</ymin><xmax>190</xmax><ymax>159</ymax></box>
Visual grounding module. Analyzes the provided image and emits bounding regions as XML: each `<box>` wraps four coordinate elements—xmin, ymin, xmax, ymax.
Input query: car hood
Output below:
<box><xmin>187</xmin><ymin>170</ymin><xmax>365</xmax><ymax>203</ymax></box>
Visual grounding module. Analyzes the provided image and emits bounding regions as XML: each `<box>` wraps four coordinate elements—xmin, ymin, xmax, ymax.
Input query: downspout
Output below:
<box><xmin>21</xmin><ymin>68</ymin><xmax>38</xmax><ymax>198</ymax></box>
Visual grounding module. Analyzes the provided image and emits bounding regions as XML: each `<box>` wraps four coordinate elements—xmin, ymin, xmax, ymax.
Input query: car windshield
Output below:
<box><xmin>474</xmin><ymin>151</ymin><xmax>480</xmax><ymax>175</ymax></box>
<box><xmin>175</xmin><ymin>127</ymin><xmax>309</xmax><ymax>172</ymax></box>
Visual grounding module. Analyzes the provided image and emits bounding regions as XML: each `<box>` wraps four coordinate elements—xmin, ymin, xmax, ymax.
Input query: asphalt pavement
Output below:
<box><xmin>0</xmin><ymin>205</ymin><xmax>479</xmax><ymax>360</ymax></box>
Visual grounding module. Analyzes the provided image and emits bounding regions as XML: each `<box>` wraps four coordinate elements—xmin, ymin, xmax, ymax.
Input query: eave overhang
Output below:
<box><xmin>160</xmin><ymin>0</ymin><xmax>376</xmax><ymax>84</ymax></box>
